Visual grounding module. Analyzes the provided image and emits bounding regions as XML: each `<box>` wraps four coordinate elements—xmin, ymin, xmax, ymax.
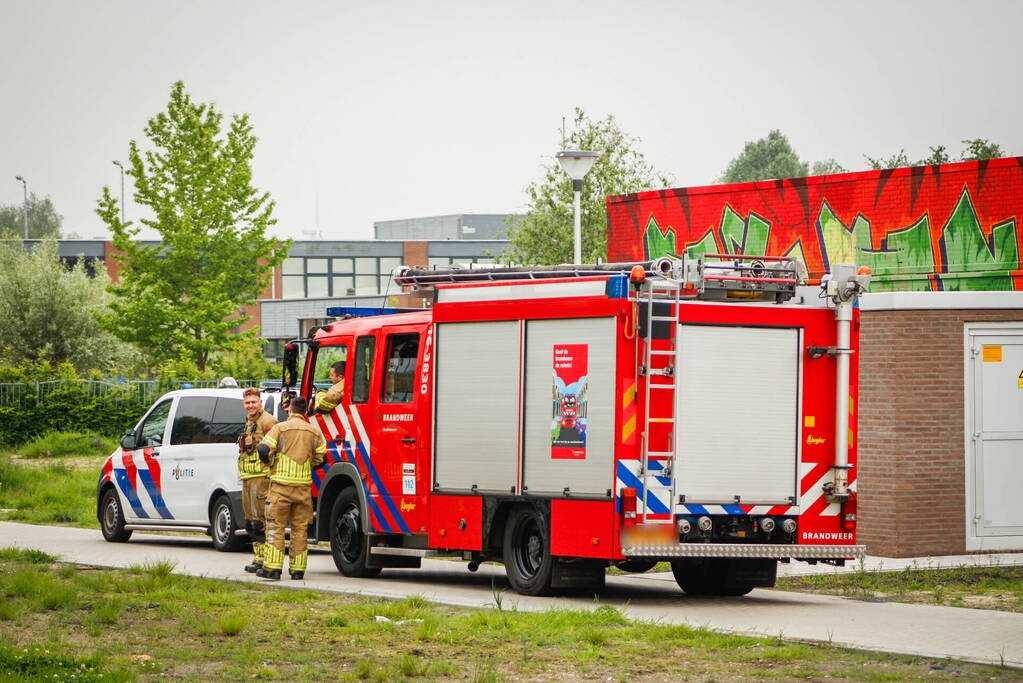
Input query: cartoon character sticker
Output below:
<box><xmin>552</xmin><ymin>344</ymin><xmax>588</xmax><ymax>459</ymax></box>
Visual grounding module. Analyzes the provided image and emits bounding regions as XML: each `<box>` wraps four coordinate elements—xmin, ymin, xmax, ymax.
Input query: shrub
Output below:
<box><xmin>18</xmin><ymin>430</ymin><xmax>118</xmax><ymax>458</ymax></box>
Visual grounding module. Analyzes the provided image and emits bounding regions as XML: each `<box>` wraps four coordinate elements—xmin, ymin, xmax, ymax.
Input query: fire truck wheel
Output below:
<box><xmin>330</xmin><ymin>487</ymin><xmax>381</xmax><ymax>578</ymax></box>
<box><xmin>211</xmin><ymin>494</ymin><xmax>245</xmax><ymax>552</ymax></box>
<box><xmin>100</xmin><ymin>488</ymin><xmax>132</xmax><ymax>543</ymax></box>
<box><xmin>670</xmin><ymin>558</ymin><xmax>755</xmax><ymax>596</ymax></box>
<box><xmin>503</xmin><ymin>506</ymin><xmax>554</xmax><ymax>596</ymax></box>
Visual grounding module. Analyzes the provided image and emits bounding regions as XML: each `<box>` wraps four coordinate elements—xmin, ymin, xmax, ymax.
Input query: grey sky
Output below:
<box><xmin>1</xmin><ymin>1</ymin><xmax>1020</xmax><ymax>240</ymax></box>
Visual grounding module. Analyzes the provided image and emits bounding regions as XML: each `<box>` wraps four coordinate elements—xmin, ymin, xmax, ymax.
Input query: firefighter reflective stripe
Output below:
<box><xmin>263</xmin><ymin>541</ymin><xmax>284</xmax><ymax>570</ymax></box>
<box><xmin>314</xmin><ymin>390</ymin><xmax>337</xmax><ymax>411</ymax></box>
<box><xmin>239</xmin><ymin>453</ymin><xmax>266</xmax><ymax>478</ymax></box>
<box><xmin>290</xmin><ymin>550</ymin><xmax>308</xmax><ymax>572</ymax></box>
<box><xmin>270</xmin><ymin>456</ymin><xmax>313</xmax><ymax>485</ymax></box>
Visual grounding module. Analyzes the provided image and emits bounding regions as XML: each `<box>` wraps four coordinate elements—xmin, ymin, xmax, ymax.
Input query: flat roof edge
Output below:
<box><xmin>860</xmin><ymin>291</ymin><xmax>1023</xmax><ymax>311</ymax></box>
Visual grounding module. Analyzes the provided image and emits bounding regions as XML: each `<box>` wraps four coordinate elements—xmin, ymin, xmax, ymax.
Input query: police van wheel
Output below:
<box><xmin>211</xmin><ymin>494</ymin><xmax>244</xmax><ymax>552</ymax></box>
<box><xmin>330</xmin><ymin>487</ymin><xmax>381</xmax><ymax>578</ymax></box>
<box><xmin>100</xmin><ymin>488</ymin><xmax>132</xmax><ymax>543</ymax></box>
<box><xmin>503</xmin><ymin>506</ymin><xmax>554</xmax><ymax>596</ymax></box>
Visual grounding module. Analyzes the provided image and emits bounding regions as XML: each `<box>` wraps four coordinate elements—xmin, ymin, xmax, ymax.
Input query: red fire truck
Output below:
<box><xmin>283</xmin><ymin>255</ymin><xmax>870</xmax><ymax>596</ymax></box>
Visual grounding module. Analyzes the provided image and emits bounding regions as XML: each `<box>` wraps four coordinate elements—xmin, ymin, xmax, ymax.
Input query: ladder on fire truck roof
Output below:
<box><xmin>636</xmin><ymin>279</ymin><xmax>683</xmax><ymax>525</ymax></box>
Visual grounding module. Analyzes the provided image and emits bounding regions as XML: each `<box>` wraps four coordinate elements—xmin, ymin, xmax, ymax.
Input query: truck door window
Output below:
<box><xmin>382</xmin><ymin>333</ymin><xmax>419</xmax><ymax>403</ymax></box>
<box><xmin>138</xmin><ymin>400</ymin><xmax>172</xmax><ymax>448</ymax></box>
<box><xmin>312</xmin><ymin>344</ymin><xmax>348</xmax><ymax>392</ymax></box>
<box><xmin>351</xmin><ymin>336</ymin><xmax>375</xmax><ymax>404</ymax></box>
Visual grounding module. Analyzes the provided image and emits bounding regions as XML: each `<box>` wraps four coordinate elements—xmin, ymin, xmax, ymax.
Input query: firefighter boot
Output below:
<box><xmin>290</xmin><ymin>571</ymin><xmax>304</xmax><ymax>580</ymax></box>
<box><xmin>244</xmin><ymin>559</ymin><xmax>263</xmax><ymax>573</ymax></box>
<box><xmin>256</xmin><ymin>566</ymin><xmax>281</xmax><ymax>580</ymax></box>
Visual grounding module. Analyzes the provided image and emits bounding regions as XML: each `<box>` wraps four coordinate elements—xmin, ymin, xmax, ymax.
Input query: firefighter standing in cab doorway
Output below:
<box><xmin>314</xmin><ymin>360</ymin><xmax>345</xmax><ymax>413</ymax></box>
<box><xmin>238</xmin><ymin>387</ymin><xmax>277</xmax><ymax>573</ymax></box>
<box><xmin>256</xmin><ymin>396</ymin><xmax>325</xmax><ymax>580</ymax></box>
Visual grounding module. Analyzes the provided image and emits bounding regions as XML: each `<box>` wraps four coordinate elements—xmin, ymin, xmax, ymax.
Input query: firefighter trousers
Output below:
<box><xmin>241</xmin><ymin>475</ymin><xmax>269</xmax><ymax>564</ymax></box>
<box><xmin>264</xmin><ymin>482</ymin><xmax>312</xmax><ymax>573</ymax></box>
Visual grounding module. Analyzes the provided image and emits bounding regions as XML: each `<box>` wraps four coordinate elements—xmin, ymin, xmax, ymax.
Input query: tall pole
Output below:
<box><xmin>112</xmin><ymin>160</ymin><xmax>125</xmax><ymax>224</ymax></box>
<box><xmin>572</xmin><ymin>179</ymin><xmax>582</xmax><ymax>264</ymax></box>
<box><xmin>14</xmin><ymin>176</ymin><xmax>27</xmax><ymax>239</ymax></box>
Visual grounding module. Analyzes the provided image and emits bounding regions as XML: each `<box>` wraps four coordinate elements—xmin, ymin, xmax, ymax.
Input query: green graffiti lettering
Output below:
<box><xmin>939</xmin><ymin>188</ymin><xmax>1017</xmax><ymax>291</ymax></box>
<box><xmin>644</xmin><ymin>216</ymin><xmax>677</xmax><ymax>259</ymax></box>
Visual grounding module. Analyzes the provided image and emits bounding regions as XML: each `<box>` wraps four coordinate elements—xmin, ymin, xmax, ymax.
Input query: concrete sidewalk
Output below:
<box><xmin>775</xmin><ymin>550</ymin><xmax>1023</xmax><ymax>577</ymax></box>
<box><xmin>1</xmin><ymin>521</ymin><xmax>1021</xmax><ymax>668</ymax></box>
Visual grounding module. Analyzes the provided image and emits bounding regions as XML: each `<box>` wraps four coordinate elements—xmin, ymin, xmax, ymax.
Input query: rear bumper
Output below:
<box><xmin>622</xmin><ymin>543</ymin><xmax>865</xmax><ymax>560</ymax></box>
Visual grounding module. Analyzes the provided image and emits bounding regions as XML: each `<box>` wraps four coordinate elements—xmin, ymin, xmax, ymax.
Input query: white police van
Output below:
<box><xmin>97</xmin><ymin>386</ymin><xmax>285</xmax><ymax>551</ymax></box>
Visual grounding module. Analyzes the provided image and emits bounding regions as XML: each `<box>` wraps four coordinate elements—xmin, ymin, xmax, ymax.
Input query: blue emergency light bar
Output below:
<box><xmin>326</xmin><ymin>306</ymin><xmax>423</xmax><ymax>318</ymax></box>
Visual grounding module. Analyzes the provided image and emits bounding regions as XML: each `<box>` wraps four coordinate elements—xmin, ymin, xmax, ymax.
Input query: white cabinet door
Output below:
<box><xmin>970</xmin><ymin>333</ymin><xmax>1023</xmax><ymax>540</ymax></box>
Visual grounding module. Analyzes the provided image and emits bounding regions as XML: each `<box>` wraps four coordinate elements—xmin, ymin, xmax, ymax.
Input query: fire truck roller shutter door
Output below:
<box><xmin>434</xmin><ymin>320</ymin><xmax>521</xmax><ymax>492</ymax></box>
<box><xmin>523</xmin><ymin>317</ymin><xmax>616</xmax><ymax>496</ymax></box>
<box><xmin>675</xmin><ymin>325</ymin><xmax>801</xmax><ymax>504</ymax></box>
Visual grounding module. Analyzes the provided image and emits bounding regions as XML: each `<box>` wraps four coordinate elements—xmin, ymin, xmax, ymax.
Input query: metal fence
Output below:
<box><xmin>0</xmin><ymin>379</ymin><xmax>275</xmax><ymax>406</ymax></box>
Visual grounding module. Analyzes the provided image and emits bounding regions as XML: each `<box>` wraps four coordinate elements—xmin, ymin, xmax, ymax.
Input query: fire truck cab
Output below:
<box><xmin>287</xmin><ymin>255</ymin><xmax>869</xmax><ymax>597</ymax></box>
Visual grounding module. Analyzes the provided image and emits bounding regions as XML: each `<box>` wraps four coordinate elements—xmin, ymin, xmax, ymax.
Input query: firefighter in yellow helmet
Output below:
<box><xmin>256</xmin><ymin>395</ymin><xmax>326</xmax><ymax>580</ymax></box>
<box><xmin>313</xmin><ymin>360</ymin><xmax>345</xmax><ymax>413</ymax></box>
<box><xmin>238</xmin><ymin>387</ymin><xmax>277</xmax><ymax>574</ymax></box>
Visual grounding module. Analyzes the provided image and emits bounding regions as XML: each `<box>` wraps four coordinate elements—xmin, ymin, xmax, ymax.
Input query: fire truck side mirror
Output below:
<box><xmin>282</xmin><ymin>344</ymin><xmax>299</xmax><ymax>388</ymax></box>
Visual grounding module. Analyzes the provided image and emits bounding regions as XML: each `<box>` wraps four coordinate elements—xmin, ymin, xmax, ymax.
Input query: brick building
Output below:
<box><xmin>605</xmin><ymin>159</ymin><xmax>1023</xmax><ymax>557</ymax></box>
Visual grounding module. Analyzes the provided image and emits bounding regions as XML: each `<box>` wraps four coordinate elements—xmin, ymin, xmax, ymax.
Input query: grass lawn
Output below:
<box><xmin>775</xmin><ymin>563</ymin><xmax>1023</xmax><ymax>613</ymax></box>
<box><xmin>0</xmin><ymin>455</ymin><xmax>103</xmax><ymax>528</ymax></box>
<box><xmin>0</xmin><ymin>549</ymin><xmax>1017</xmax><ymax>682</ymax></box>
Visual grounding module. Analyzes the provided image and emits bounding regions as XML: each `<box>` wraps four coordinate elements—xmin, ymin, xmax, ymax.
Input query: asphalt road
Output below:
<box><xmin>1</xmin><ymin>521</ymin><xmax>1020</xmax><ymax>668</ymax></box>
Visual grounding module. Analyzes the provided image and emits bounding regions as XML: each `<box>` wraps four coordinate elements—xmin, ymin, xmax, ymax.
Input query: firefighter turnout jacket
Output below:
<box><xmin>260</xmin><ymin>415</ymin><xmax>327</xmax><ymax>485</ymax></box>
<box><xmin>238</xmin><ymin>409</ymin><xmax>278</xmax><ymax>479</ymax></box>
<box><xmin>314</xmin><ymin>380</ymin><xmax>344</xmax><ymax>413</ymax></box>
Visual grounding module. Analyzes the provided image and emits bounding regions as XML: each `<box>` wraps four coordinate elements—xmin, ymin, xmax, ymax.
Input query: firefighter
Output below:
<box><xmin>256</xmin><ymin>395</ymin><xmax>326</xmax><ymax>580</ymax></box>
<box><xmin>313</xmin><ymin>360</ymin><xmax>346</xmax><ymax>413</ymax></box>
<box><xmin>238</xmin><ymin>387</ymin><xmax>277</xmax><ymax>573</ymax></box>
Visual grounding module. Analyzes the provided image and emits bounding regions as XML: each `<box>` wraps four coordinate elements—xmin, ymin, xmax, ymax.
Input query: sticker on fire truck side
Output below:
<box><xmin>402</xmin><ymin>463</ymin><xmax>416</xmax><ymax>495</ymax></box>
<box><xmin>552</xmin><ymin>344</ymin><xmax>588</xmax><ymax>460</ymax></box>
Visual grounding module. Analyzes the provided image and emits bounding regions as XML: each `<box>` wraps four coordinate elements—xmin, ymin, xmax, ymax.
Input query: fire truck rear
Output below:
<box><xmin>285</xmin><ymin>255</ymin><xmax>870</xmax><ymax>596</ymax></box>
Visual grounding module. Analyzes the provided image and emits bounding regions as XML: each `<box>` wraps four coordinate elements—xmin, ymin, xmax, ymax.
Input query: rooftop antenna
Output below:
<box><xmin>561</xmin><ymin>116</ymin><xmax>566</xmax><ymax>148</ymax></box>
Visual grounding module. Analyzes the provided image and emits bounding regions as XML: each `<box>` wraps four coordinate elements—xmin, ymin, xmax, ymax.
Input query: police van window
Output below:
<box><xmin>312</xmin><ymin>344</ymin><xmax>348</xmax><ymax>390</ymax></box>
<box><xmin>209</xmin><ymin>398</ymin><xmax>246</xmax><ymax>442</ymax></box>
<box><xmin>170</xmin><ymin>397</ymin><xmax>247</xmax><ymax>445</ymax></box>
<box><xmin>351</xmin><ymin>336</ymin><xmax>375</xmax><ymax>404</ymax></box>
<box><xmin>138</xmin><ymin>400</ymin><xmax>172</xmax><ymax>448</ymax></box>
<box><xmin>382</xmin><ymin>333</ymin><xmax>419</xmax><ymax>403</ymax></box>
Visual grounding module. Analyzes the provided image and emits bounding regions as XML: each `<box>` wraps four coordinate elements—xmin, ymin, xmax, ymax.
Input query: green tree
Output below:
<box><xmin>0</xmin><ymin>241</ymin><xmax>136</xmax><ymax>372</ymax></box>
<box><xmin>0</xmin><ymin>193</ymin><xmax>63</xmax><ymax>239</ymax></box>
<box><xmin>504</xmin><ymin>108</ymin><xmax>672</xmax><ymax>265</ymax></box>
<box><xmin>866</xmin><ymin>139</ymin><xmax>1006</xmax><ymax>169</ymax></box>
<box><xmin>96</xmin><ymin>81</ymin><xmax>288</xmax><ymax>372</ymax></box>
<box><xmin>719</xmin><ymin>130</ymin><xmax>808</xmax><ymax>183</ymax></box>
<box><xmin>810</xmin><ymin>158</ymin><xmax>848</xmax><ymax>176</ymax></box>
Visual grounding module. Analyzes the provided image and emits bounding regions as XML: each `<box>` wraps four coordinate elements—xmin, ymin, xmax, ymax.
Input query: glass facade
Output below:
<box><xmin>281</xmin><ymin>256</ymin><xmax>402</xmax><ymax>299</ymax></box>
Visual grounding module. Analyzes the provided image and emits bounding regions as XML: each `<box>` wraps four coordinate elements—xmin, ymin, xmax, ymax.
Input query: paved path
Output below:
<box><xmin>2</xmin><ymin>522</ymin><xmax>1021</xmax><ymax>668</ymax></box>
<box><xmin>776</xmin><ymin>550</ymin><xmax>1023</xmax><ymax>577</ymax></box>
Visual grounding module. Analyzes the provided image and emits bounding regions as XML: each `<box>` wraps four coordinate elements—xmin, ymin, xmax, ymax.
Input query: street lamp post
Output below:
<box><xmin>14</xmin><ymin>176</ymin><xmax>28</xmax><ymax>239</ymax></box>
<box><xmin>555</xmin><ymin>150</ymin><xmax>599</xmax><ymax>264</ymax></box>
<box><xmin>112</xmin><ymin>160</ymin><xmax>125</xmax><ymax>224</ymax></box>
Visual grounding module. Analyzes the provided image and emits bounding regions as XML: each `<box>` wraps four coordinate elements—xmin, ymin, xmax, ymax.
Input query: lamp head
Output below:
<box><xmin>555</xmin><ymin>150</ymin><xmax>599</xmax><ymax>182</ymax></box>
<box><xmin>112</xmin><ymin>160</ymin><xmax>122</xmax><ymax>168</ymax></box>
<box><xmin>15</xmin><ymin>176</ymin><xmax>24</xmax><ymax>182</ymax></box>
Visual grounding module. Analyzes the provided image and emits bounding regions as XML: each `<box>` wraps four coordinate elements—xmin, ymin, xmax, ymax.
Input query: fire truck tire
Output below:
<box><xmin>503</xmin><ymin>506</ymin><xmax>554</xmax><ymax>596</ymax></box>
<box><xmin>670</xmin><ymin>558</ymin><xmax>755</xmax><ymax>597</ymax></box>
<box><xmin>211</xmin><ymin>494</ymin><xmax>245</xmax><ymax>552</ymax></box>
<box><xmin>100</xmin><ymin>488</ymin><xmax>132</xmax><ymax>543</ymax></box>
<box><xmin>330</xmin><ymin>487</ymin><xmax>381</xmax><ymax>578</ymax></box>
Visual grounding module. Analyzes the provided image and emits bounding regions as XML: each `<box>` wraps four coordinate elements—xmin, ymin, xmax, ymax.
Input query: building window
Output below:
<box><xmin>280</xmin><ymin>255</ymin><xmax>402</xmax><ymax>298</ymax></box>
